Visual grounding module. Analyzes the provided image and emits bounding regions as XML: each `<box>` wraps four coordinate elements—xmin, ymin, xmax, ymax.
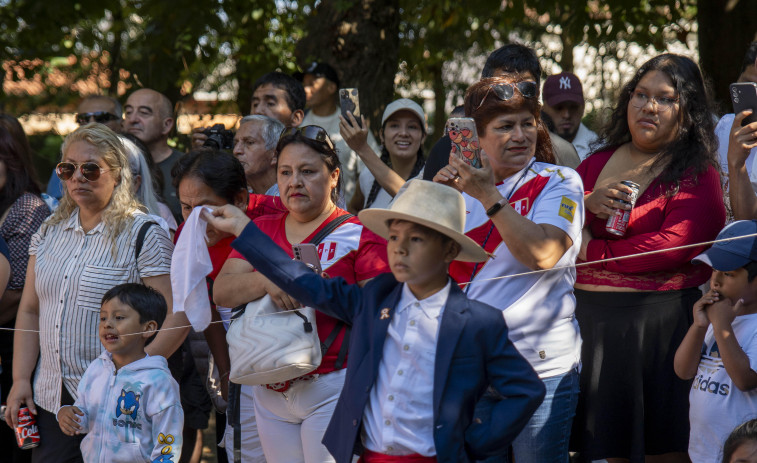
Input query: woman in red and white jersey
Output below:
<box><xmin>214</xmin><ymin>125</ymin><xmax>389</xmax><ymax>463</ymax></box>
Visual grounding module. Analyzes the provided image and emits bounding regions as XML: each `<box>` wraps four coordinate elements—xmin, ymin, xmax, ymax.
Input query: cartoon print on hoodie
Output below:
<box><xmin>116</xmin><ymin>389</ymin><xmax>140</xmax><ymax>419</ymax></box>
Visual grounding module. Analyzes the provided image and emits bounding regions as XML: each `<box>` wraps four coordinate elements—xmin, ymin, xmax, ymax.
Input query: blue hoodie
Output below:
<box><xmin>59</xmin><ymin>351</ymin><xmax>183</xmax><ymax>463</ymax></box>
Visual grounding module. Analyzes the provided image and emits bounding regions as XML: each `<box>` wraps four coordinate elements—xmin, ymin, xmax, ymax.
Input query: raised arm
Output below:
<box><xmin>728</xmin><ymin>111</ymin><xmax>757</xmax><ymax>220</ymax></box>
<box><xmin>340</xmin><ymin>113</ymin><xmax>407</xmax><ymax>196</ymax></box>
<box><xmin>707</xmin><ymin>299</ymin><xmax>757</xmax><ymax>391</ymax></box>
<box><xmin>674</xmin><ymin>290</ymin><xmax>715</xmax><ymax>380</ymax></box>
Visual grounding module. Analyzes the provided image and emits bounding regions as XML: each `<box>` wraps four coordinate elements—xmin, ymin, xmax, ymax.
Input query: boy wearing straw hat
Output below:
<box><xmin>203</xmin><ymin>180</ymin><xmax>544</xmax><ymax>463</ymax></box>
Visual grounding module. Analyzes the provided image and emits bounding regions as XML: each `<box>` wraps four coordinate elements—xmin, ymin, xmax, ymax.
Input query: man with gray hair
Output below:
<box><xmin>233</xmin><ymin>115</ymin><xmax>284</xmax><ymax>196</ymax></box>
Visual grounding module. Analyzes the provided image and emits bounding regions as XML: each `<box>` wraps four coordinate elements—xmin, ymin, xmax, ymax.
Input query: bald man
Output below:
<box><xmin>124</xmin><ymin>88</ymin><xmax>183</xmax><ymax>221</ymax></box>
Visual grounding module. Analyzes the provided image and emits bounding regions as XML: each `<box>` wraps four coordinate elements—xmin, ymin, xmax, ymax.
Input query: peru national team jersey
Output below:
<box><xmin>450</xmin><ymin>161</ymin><xmax>584</xmax><ymax>377</ymax></box>
<box><xmin>688</xmin><ymin>313</ymin><xmax>757</xmax><ymax>463</ymax></box>
<box><xmin>228</xmin><ymin>208</ymin><xmax>389</xmax><ymax>374</ymax></box>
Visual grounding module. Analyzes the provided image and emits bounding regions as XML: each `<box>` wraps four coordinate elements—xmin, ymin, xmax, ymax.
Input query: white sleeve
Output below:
<box><xmin>148</xmin><ymin>404</ymin><xmax>184</xmax><ymax>462</ymax></box>
<box><xmin>529</xmin><ymin>167</ymin><xmax>585</xmax><ymax>242</ymax></box>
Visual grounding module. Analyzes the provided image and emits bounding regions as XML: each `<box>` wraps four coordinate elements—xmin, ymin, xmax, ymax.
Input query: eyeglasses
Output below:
<box><xmin>475</xmin><ymin>81</ymin><xmax>538</xmax><ymax>110</ymax></box>
<box><xmin>279</xmin><ymin>125</ymin><xmax>336</xmax><ymax>151</ymax></box>
<box><xmin>630</xmin><ymin>90</ymin><xmax>679</xmax><ymax>112</ymax></box>
<box><xmin>56</xmin><ymin>162</ymin><xmax>111</xmax><ymax>182</ymax></box>
<box><xmin>75</xmin><ymin>111</ymin><xmax>120</xmax><ymax>125</ymax></box>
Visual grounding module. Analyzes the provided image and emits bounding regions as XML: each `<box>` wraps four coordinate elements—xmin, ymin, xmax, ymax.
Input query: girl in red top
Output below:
<box><xmin>571</xmin><ymin>54</ymin><xmax>726</xmax><ymax>463</ymax></box>
<box><xmin>215</xmin><ymin>126</ymin><xmax>389</xmax><ymax>463</ymax></box>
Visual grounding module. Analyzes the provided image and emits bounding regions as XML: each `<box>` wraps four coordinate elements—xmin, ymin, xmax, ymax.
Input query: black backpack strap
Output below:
<box><xmin>135</xmin><ymin>221</ymin><xmax>157</xmax><ymax>260</ymax></box>
<box><xmin>307</xmin><ymin>213</ymin><xmax>354</xmax><ymax>246</ymax></box>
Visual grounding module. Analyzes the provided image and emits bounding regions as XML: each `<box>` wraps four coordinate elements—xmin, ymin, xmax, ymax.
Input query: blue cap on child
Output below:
<box><xmin>693</xmin><ymin>220</ymin><xmax>757</xmax><ymax>271</ymax></box>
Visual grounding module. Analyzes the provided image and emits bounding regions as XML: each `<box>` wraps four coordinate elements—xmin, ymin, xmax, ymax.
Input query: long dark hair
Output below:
<box><xmin>594</xmin><ymin>53</ymin><xmax>719</xmax><ymax>193</ymax></box>
<box><xmin>276</xmin><ymin>129</ymin><xmax>342</xmax><ymax>205</ymax></box>
<box><xmin>172</xmin><ymin>148</ymin><xmax>247</xmax><ymax>204</ymax></box>
<box><xmin>0</xmin><ymin>114</ymin><xmax>41</xmax><ymax>216</ymax></box>
<box><xmin>365</xmin><ymin>108</ymin><xmax>426</xmax><ymax>209</ymax></box>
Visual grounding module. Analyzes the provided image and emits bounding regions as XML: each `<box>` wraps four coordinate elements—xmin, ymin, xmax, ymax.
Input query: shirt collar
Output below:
<box><xmin>63</xmin><ymin>208</ymin><xmax>105</xmax><ymax>235</ymax></box>
<box><xmin>396</xmin><ymin>280</ymin><xmax>451</xmax><ymax>320</ymax></box>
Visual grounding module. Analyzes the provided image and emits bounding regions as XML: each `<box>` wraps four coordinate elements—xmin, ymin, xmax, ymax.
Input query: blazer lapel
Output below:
<box><xmin>433</xmin><ymin>283</ymin><xmax>469</xmax><ymax>417</ymax></box>
<box><xmin>371</xmin><ymin>283</ymin><xmax>403</xmax><ymax>368</ymax></box>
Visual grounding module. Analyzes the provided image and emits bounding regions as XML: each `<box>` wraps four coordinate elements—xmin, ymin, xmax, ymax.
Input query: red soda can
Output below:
<box><xmin>15</xmin><ymin>406</ymin><xmax>40</xmax><ymax>449</ymax></box>
<box><xmin>605</xmin><ymin>180</ymin><xmax>640</xmax><ymax>237</ymax></box>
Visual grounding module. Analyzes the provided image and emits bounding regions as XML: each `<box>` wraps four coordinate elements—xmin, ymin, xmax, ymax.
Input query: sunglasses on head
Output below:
<box><xmin>279</xmin><ymin>125</ymin><xmax>335</xmax><ymax>151</ymax></box>
<box><xmin>56</xmin><ymin>162</ymin><xmax>111</xmax><ymax>182</ymax></box>
<box><xmin>475</xmin><ymin>81</ymin><xmax>538</xmax><ymax>110</ymax></box>
<box><xmin>75</xmin><ymin>111</ymin><xmax>120</xmax><ymax>125</ymax></box>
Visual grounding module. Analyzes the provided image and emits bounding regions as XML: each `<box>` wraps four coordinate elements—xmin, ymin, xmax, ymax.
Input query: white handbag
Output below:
<box><xmin>227</xmin><ymin>294</ymin><xmax>321</xmax><ymax>386</ymax></box>
<box><xmin>225</xmin><ymin>213</ymin><xmax>354</xmax><ymax>387</ymax></box>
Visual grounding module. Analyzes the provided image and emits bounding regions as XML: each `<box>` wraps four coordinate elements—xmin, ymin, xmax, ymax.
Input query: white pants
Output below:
<box><xmin>252</xmin><ymin>369</ymin><xmax>346</xmax><ymax>463</ymax></box>
<box><xmin>222</xmin><ymin>384</ymin><xmax>266</xmax><ymax>463</ymax></box>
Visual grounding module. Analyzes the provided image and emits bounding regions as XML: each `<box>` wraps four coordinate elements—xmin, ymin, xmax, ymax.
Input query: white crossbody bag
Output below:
<box><xmin>226</xmin><ymin>214</ymin><xmax>354</xmax><ymax>386</ymax></box>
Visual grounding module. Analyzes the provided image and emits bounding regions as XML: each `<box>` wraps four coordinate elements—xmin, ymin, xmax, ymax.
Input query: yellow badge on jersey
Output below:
<box><xmin>558</xmin><ymin>196</ymin><xmax>577</xmax><ymax>223</ymax></box>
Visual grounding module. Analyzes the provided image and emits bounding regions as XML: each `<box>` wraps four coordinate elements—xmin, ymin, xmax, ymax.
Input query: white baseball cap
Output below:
<box><xmin>381</xmin><ymin>98</ymin><xmax>427</xmax><ymax>133</ymax></box>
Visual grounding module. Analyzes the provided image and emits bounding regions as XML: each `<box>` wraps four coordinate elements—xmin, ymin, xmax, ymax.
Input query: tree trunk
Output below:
<box><xmin>698</xmin><ymin>0</ymin><xmax>757</xmax><ymax>114</ymax></box>
<box><xmin>432</xmin><ymin>61</ymin><xmax>445</xmax><ymax>143</ymax></box>
<box><xmin>295</xmin><ymin>0</ymin><xmax>401</xmax><ymax>138</ymax></box>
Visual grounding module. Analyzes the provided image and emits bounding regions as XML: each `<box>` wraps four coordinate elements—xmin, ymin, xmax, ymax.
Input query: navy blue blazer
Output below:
<box><xmin>232</xmin><ymin>222</ymin><xmax>545</xmax><ymax>463</ymax></box>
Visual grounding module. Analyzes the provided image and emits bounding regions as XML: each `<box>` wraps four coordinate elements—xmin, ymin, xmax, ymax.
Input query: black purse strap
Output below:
<box><xmin>135</xmin><ymin>221</ymin><xmax>157</xmax><ymax>260</ymax></box>
<box><xmin>306</xmin><ymin>213</ymin><xmax>354</xmax><ymax>246</ymax></box>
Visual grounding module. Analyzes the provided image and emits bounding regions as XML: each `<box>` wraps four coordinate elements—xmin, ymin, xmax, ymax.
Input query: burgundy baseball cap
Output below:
<box><xmin>543</xmin><ymin>72</ymin><xmax>584</xmax><ymax>106</ymax></box>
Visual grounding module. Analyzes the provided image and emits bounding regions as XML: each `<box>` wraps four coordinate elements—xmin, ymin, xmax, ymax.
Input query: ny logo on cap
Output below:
<box><xmin>559</xmin><ymin>76</ymin><xmax>572</xmax><ymax>90</ymax></box>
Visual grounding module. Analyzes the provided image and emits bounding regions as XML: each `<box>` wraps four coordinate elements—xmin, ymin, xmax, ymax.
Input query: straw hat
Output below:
<box><xmin>358</xmin><ymin>180</ymin><xmax>489</xmax><ymax>262</ymax></box>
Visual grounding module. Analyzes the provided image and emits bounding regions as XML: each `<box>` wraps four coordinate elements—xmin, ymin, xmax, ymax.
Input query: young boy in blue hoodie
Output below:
<box><xmin>57</xmin><ymin>283</ymin><xmax>183</xmax><ymax>463</ymax></box>
<box><xmin>203</xmin><ymin>180</ymin><xmax>545</xmax><ymax>463</ymax></box>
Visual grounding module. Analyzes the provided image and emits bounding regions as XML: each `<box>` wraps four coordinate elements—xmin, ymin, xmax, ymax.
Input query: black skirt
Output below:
<box><xmin>570</xmin><ymin>287</ymin><xmax>700</xmax><ymax>462</ymax></box>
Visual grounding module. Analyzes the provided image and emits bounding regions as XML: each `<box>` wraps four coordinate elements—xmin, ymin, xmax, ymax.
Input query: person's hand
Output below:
<box><xmin>434</xmin><ymin>151</ymin><xmax>500</xmax><ymax>204</ymax></box>
<box><xmin>191</xmin><ymin>126</ymin><xmax>209</xmax><ymax>150</ymax></box>
<box><xmin>57</xmin><ymin>406</ymin><xmax>85</xmax><ymax>436</ymax></box>
<box><xmin>693</xmin><ymin>289</ymin><xmax>719</xmax><ymax>328</ymax></box>
<box><xmin>262</xmin><ymin>276</ymin><xmax>302</xmax><ymax>311</ymax></box>
<box><xmin>220</xmin><ymin>374</ymin><xmax>229</xmax><ymax>402</ymax></box>
<box><xmin>706</xmin><ymin>297</ymin><xmax>740</xmax><ymax>328</ymax></box>
<box><xmin>201</xmin><ymin>205</ymin><xmax>251</xmax><ymax>237</ymax></box>
<box><xmin>727</xmin><ymin>110</ymin><xmax>757</xmax><ymax>170</ymax></box>
<box><xmin>584</xmin><ymin>181</ymin><xmax>635</xmax><ymax>219</ymax></box>
<box><xmin>339</xmin><ymin>113</ymin><xmax>369</xmax><ymax>153</ymax></box>
<box><xmin>4</xmin><ymin>380</ymin><xmax>36</xmax><ymax>428</ymax></box>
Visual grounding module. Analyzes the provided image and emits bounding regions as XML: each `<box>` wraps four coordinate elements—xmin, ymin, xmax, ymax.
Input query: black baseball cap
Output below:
<box><xmin>299</xmin><ymin>62</ymin><xmax>340</xmax><ymax>88</ymax></box>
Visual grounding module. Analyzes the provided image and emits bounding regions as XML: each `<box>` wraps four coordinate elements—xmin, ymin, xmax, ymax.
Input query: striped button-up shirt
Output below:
<box><xmin>29</xmin><ymin>209</ymin><xmax>173</xmax><ymax>413</ymax></box>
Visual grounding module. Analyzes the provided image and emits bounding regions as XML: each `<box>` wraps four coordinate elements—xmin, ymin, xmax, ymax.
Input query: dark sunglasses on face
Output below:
<box><xmin>476</xmin><ymin>81</ymin><xmax>538</xmax><ymax>110</ymax></box>
<box><xmin>76</xmin><ymin>111</ymin><xmax>120</xmax><ymax>125</ymax></box>
<box><xmin>56</xmin><ymin>162</ymin><xmax>111</xmax><ymax>182</ymax></box>
<box><xmin>279</xmin><ymin>125</ymin><xmax>336</xmax><ymax>151</ymax></box>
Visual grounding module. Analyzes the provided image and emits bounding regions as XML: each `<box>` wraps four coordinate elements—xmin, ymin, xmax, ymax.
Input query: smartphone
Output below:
<box><xmin>293</xmin><ymin>243</ymin><xmax>322</xmax><ymax>273</ymax></box>
<box><xmin>339</xmin><ymin>88</ymin><xmax>362</xmax><ymax>128</ymax></box>
<box><xmin>447</xmin><ymin>117</ymin><xmax>482</xmax><ymax>168</ymax></box>
<box><xmin>730</xmin><ymin>82</ymin><xmax>757</xmax><ymax>126</ymax></box>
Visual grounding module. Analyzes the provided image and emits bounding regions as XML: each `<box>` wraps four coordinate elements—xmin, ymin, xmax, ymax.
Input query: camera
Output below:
<box><xmin>203</xmin><ymin>124</ymin><xmax>235</xmax><ymax>151</ymax></box>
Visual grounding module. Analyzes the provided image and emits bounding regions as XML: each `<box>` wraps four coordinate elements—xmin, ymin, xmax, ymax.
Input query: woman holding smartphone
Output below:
<box><xmin>214</xmin><ymin>126</ymin><xmax>389</xmax><ymax>462</ymax></box>
<box><xmin>341</xmin><ymin>99</ymin><xmax>427</xmax><ymax>211</ymax></box>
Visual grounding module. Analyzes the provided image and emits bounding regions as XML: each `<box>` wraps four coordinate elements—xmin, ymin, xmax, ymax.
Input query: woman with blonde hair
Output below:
<box><xmin>3</xmin><ymin>124</ymin><xmax>186</xmax><ymax>461</ymax></box>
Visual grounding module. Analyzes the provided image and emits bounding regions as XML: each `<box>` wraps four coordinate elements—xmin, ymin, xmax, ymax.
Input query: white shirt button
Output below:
<box><xmin>403</xmin><ymin>345</ymin><xmax>409</xmax><ymax>351</ymax></box>
<box><xmin>409</xmin><ymin>320</ymin><xmax>416</xmax><ymax>326</ymax></box>
<box><xmin>385</xmin><ymin>419</ymin><xmax>391</xmax><ymax>426</ymax></box>
<box><xmin>414</xmin><ymin>302</ymin><xmax>420</xmax><ymax>307</ymax></box>
<box><xmin>388</xmin><ymin>395</ymin><xmax>394</xmax><ymax>401</ymax></box>
<box><xmin>397</xmin><ymin>370</ymin><xmax>403</xmax><ymax>376</ymax></box>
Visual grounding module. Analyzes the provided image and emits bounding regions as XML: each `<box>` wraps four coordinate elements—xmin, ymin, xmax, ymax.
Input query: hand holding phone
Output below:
<box><xmin>293</xmin><ymin>243</ymin><xmax>322</xmax><ymax>274</ymax></box>
<box><xmin>339</xmin><ymin>88</ymin><xmax>362</xmax><ymax>128</ymax></box>
<box><xmin>731</xmin><ymin>82</ymin><xmax>757</xmax><ymax>126</ymax></box>
<box><xmin>447</xmin><ymin>117</ymin><xmax>482</xmax><ymax>168</ymax></box>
